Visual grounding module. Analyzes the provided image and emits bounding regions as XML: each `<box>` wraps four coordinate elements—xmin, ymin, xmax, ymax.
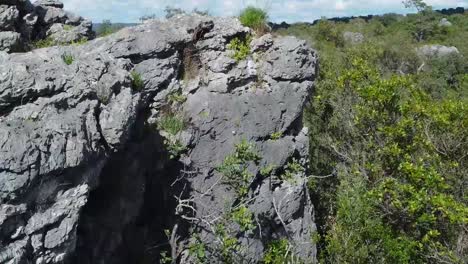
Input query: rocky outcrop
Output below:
<box><xmin>417</xmin><ymin>44</ymin><xmax>459</xmax><ymax>58</ymax></box>
<box><xmin>438</xmin><ymin>18</ymin><xmax>452</xmax><ymax>27</ymax></box>
<box><xmin>0</xmin><ymin>0</ymin><xmax>93</xmax><ymax>52</ymax></box>
<box><xmin>0</xmin><ymin>14</ymin><xmax>317</xmax><ymax>264</ymax></box>
<box><xmin>343</xmin><ymin>31</ymin><xmax>364</xmax><ymax>44</ymax></box>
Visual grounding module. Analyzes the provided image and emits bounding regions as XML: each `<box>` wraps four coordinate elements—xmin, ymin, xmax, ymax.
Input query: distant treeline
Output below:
<box><xmin>269</xmin><ymin>7</ymin><xmax>466</xmax><ymax>30</ymax></box>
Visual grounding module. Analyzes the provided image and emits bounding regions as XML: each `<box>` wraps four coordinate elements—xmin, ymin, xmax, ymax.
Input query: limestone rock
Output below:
<box><xmin>439</xmin><ymin>18</ymin><xmax>452</xmax><ymax>27</ymax></box>
<box><xmin>343</xmin><ymin>31</ymin><xmax>364</xmax><ymax>44</ymax></box>
<box><xmin>417</xmin><ymin>44</ymin><xmax>459</xmax><ymax>58</ymax></box>
<box><xmin>0</xmin><ymin>14</ymin><xmax>318</xmax><ymax>264</ymax></box>
<box><xmin>0</xmin><ymin>0</ymin><xmax>94</xmax><ymax>52</ymax></box>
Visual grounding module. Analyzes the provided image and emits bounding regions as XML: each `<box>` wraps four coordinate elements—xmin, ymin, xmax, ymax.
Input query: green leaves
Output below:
<box><xmin>216</xmin><ymin>139</ymin><xmax>261</xmax><ymax>197</ymax></box>
<box><xmin>239</xmin><ymin>6</ymin><xmax>268</xmax><ymax>34</ymax></box>
<box><xmin>227</xmin><ymin>37</ymin><xmax>252</xmax><ymax>62</ymax></box>
<box><xmin>130</xmin><ymin>71</ymin><xmax>144</xmax><ymax>91</ymax></box>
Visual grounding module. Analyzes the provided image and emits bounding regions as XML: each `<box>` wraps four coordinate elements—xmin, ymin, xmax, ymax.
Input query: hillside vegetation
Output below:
<box><xmin>276</xmin><ymin>2</ymin><xmax>468</xmax><ymax>263</ymax></box>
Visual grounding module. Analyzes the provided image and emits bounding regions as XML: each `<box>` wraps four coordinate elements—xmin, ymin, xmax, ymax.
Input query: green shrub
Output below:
<box><xmin>231</xmin><ymin>205</ymin><xmax>254</xmax><ymax>232</ymax></box>
<box><xmin>63</xmin><ymin>24</ymin><xmax>73</xmax><ymax>31</ymax></box>
<box><xmin>239</xmin><ymin>6</ymin><xmax>268</xmax><ymax>34</ymax></box>
<box><xmin>71</xmin><ymin>37</ymin><xmax>88</xmax><ymax>46</ymax></box>
<box><xmin>216</xmin><ymin>139</ymin><xmax>261</xmax><ymax>196</ymax></box>
<box><xmin>168</xmin><ymin>91</ymin><xmax>187</xmax><ymax>104</ymax></box>
<box><xmin>316</xmin><ymin>19</ymin><xmax>345</xmax><ymax>47</ymax></box>
<box><xmin>270</xmin><ymin>131</ymin><xmax>283</xmax><ymax>140</ymax></box>
<box><xmin>61</xmin><ymin>53</ymin><xmax>74</xmax><ymax>65</ymax></box>
<box><xmin>130</xmin><ymin>71</ymin><xmax>144</xmax><ymax>91</ymax></box>
<box><xmin>33</xmin><ymin>37</ymin><xmax>56</xmax><ymax>49</ymax></box>
<box><xmin>227</xmin><ymin>37</ymin><xmax>251</xmax><ymax>62</ymax></box>
<box><xmin>263</xmin><ymin>239</ymin><xmax>301</xmax><ymax>264</ymax></box>
<box><xmin>157</xmin><ymin>114</ymin><xmax>185</xmax><ymax>135</ymax></box>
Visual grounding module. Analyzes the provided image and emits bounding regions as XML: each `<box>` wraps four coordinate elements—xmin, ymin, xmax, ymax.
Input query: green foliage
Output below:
<box><xmin>215</xmin><ymin>224</ymin><xmax>242</xmax><ymax>263</ymax></box>
<box><xmin>61</xmin><ymin>53</ymin><xmax>74</xmax><ymax>65</ymax></box>
<box><xmin>157</xmin><ymin>114</ymin><xmax>185</xmax><ymax>136</ymax></box>
<box><xmin>157</xmin><ymin>113</ymin><xmax>186</xmax><ymax>158</ymax></box>
<box><xmin>159</xmin><ymin>251</ymin><xmax>172</xmax><ymax>264</ymax></box>
<box><xmin>310</xmin><ymin>57</ymin><xmax>468</xmax><ymax>263</ymax></box>
<box><xmin>167</xmin><ymin>91</ymin><xmax>187</xmax><ymax>104</ymax></box>
<box><xmin>263</xmin><ymin>239</ymin><xmax>301</xmax><ymax>264</ymax></box>
<box><xmin>231</xmin><ymin>205</ymin><xmax>255</xmax><ymax>232</ymax></box>
<box><xmin>130</xmin><ymin>71</ymin><xmax>144</xmax><ymax>91</ymax></box>
<box><xmin>227</xmin><ymin>37</ymin><xmax>252</xmax><ymax>62</ymax></box>
<box><xmin>97</xmin><ymin>19</ymin><xmax>119</xmax><ymax>37</ymax></box>
<box><xmin>63</xmin><ymin>24</ymin><xmax>73</xmax><ymax>31</ymax></box>
<box><xmin>33</xmin><ymin>37</ymin><xmax>56</xmax><ymax>49</ymax></box>
<box><xmin>165</xmin><ymin>139</ymin><xmax>186</xmax><ymax>159</ymax></box>
<box><xmin>216</xmin><ymin>139</ymin><xmax>261</xmax><ymax>196</ymax></box>
<box><xmin>281</xmin><ymin>158</ymin><xmax>305</xmax><ymax>181</ymax></box>
<box><xmin>260</xmin><ymin>164</ymin><xmax>276</xmax><ymax>177</ymax></box>
<box><xmin>316</xmin><ymin>19</ymin><xmax>345</xmax><ymax>47</ymax></box>
<box><xmin>270</xmin><ymin>131</ymin><xmax>283</xmax><ymax>140</ymax></box>
<box><xmin>71</xmin><ymin>37</ymin><xmax>88</xmax><ymax>46</ymax></box>
<box><xmin>188</xmin><ymin>235</ymin><xmax>207</xmax><ymax>263</ymax></box>
<box><xmin>239</xmin><ymin>6</ymin><xmax>268</xmax><ymax>34</ymax></box>
<box><xmin>403</xmin><ymin>0</ymin><xmax>431</xmax><ymax>13</ymax></box>
<box><xmin>278</xmin><ymin>10</ymin><xmax>468</xmax><ymax>263</ymax></box>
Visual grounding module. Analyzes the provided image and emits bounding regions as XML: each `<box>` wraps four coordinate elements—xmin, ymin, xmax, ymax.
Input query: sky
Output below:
<box><xmin>56</xmin><ymin>0</ymin><xmax>468</xmax><ymax>24</ymax></box>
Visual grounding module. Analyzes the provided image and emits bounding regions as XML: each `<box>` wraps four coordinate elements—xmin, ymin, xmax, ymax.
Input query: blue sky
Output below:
<box><xmin>55</xmin><ymin>0</ymin><xmax>468</xmax><ymax>23</ymax></box>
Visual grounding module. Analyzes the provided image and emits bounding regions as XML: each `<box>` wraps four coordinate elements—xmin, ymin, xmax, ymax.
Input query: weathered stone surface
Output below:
<box><xmin>417</xmin><ymin>44</ymin><xmax>459</xmax><ymax>58</ymax></box>
<box><xmin>0</xmin><ymin>14</ymin><xmax>318</xmax><ymax>264</ymax></box>
<box><xmin>439</xmin><ymin>18</ymin><xmax>452</xmax><ymax>27</ymax></box>
<box><xmin>34</xmin><ymin>0</ymin><xmax>64</xmax><ymax>8</ymax></box>
<box><xmin>0</xmin><ymin>30</ymin><xmax>20</xmax><ymax>51</ymax></box>
<box><xmin>0</xmin><ymin>5</ymin><xmax>19</xmax><ymax>31</ymax></box>
<box><xmin>0</xmin><ymin>0</ymin><xmax>93</xmax><ymax>52</ymax></box>
<box><xmin>343</xmin><ymin>31</ymin><xmax>364</xmax><ymax>44</ymax></box>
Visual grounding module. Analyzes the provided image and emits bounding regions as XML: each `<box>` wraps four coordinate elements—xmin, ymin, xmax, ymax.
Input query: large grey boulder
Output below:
<box><xmin>0</xmin><ymin>5</ymin><xmax>19</xmax><ymax>31</ymax></box>
<box><xmin>439</xmin><ymin>18</ymin><xmax>452</xmax><ymax>27</ymax></box>
<box><xmin>0</xmin><ymin>15</ymin><xmax>318</xmax><ymax>264</ymax></box>
<box><xmin>417</xmin><ymin>44</ymin><xmax>459</xmax><ymax>58</ymax></box>
<box><xmin>343</xmin><ymin>31</ymin><xmax>364</xmax><ymax>44</ymax></box>
<box><xmin>0</xmin><ymin>30</ymin><xmax>20</xmax><ymax>51</ymax></box>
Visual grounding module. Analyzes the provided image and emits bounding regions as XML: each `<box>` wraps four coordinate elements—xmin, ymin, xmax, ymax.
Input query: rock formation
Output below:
<box><xmin>0</xmin><ymin>0</ymin><xmax>93</xmax><ymax>52</ymax></box>
<box><xmin>417</xmin><ymin>44</ymin><xmax>460</xmax><ymax>58</ymax></box>
<box><xmin>343</xmin><ymin>31</ymin><xmax>364</xmax><ymax>45</ymax></box>
<box><xmin>0</xmin><ymin>14</ymin><xmax>317</xmax><ymax>264</ymax></box>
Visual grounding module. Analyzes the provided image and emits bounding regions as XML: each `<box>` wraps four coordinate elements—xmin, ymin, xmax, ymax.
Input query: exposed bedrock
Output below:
<box><xmin>0</xmin><ymin>14</ymin><xmax>318</xmax><ymax>263</ymax></box>
<box><xmin>0</xmin><ymin>0</ymin><xmax>94</xmax><ymax>52</ymax></box>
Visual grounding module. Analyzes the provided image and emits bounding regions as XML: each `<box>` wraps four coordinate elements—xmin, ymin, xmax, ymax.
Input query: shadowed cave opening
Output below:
<box><xmin>73</xmin><ymin>117</ymin><xmax>190</xmax><ymax>264</ymax></box>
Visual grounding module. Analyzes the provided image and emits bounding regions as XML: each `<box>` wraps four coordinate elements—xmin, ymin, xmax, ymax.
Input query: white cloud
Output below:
<box><xmin>60</xmin><ymin>0</ymin><xmax>468</xmax><ymax>23</ymax></box>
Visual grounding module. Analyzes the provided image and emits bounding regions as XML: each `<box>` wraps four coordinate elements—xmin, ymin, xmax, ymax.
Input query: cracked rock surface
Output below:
<box><xmin>0</xmin><ymin>14</ymin><xmax>318</xmax><ymax>263</ymax></box>
<box><xmin>0</xmin><ymin>0</ymin><xmax>93</xmax><ymax>52</ymax></box>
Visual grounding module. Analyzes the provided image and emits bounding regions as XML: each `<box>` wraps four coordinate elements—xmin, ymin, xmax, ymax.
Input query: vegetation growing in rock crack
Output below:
<box><xmin>130</xmin><ymin>71</ymin><xmax>144</xmax><ymax>91</ymax></box>
<box><xmin>157</xmin><ymin>114</ymin><xmax>185</xmax><ymax>136</ymax></box>
<box><xmin>167</xmin><ymin>91</ymin><xmax>187</xmax><ymax>104</ymax></box>
<box><xmin>157</xmin><ymin>114</ymin><xmax>187</xmax><ymax>159</ymax></box>
<box><xmin>33</xmin><ymin>37</ymin><xmax>57</xmax><ymax>49</ymax></box>
<box><xmin>239</xmin><ymin>6</ymin><xmax>269</xmax><ymax>35</ymax></box>
<box><xmin>263</xmin><ymin>239</ymin><xmax>302</xmax><ymax>264</ymax></box>
<box><xmin>216</xmin><ymin>139</ymin><xmax>261</xmax><ymax>196</ymax></box>
<box><xmin>61</xmin><ymin>53</ymin><xmax>74</xmax><ymax>65</ymax></box>
<box><xmin>227</xmin><ymin>36</ymin><xmax>252</xmax><ymax>62</ymax></box>
<box><xmin>270</xmin><ymin>131</ymin><xmax>283</xmax><ymax>141</ymax></box>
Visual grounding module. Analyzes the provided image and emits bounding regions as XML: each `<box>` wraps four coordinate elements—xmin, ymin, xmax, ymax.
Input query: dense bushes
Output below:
<box><xmin>239</xmin><ymin>6</ymin><xmax>268</xmax><ymax>34</ymax></box>
<box><xmin>278</xmin><ymin>4</ymin><xmax>468</xmax><ymax>263</ymax></box>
